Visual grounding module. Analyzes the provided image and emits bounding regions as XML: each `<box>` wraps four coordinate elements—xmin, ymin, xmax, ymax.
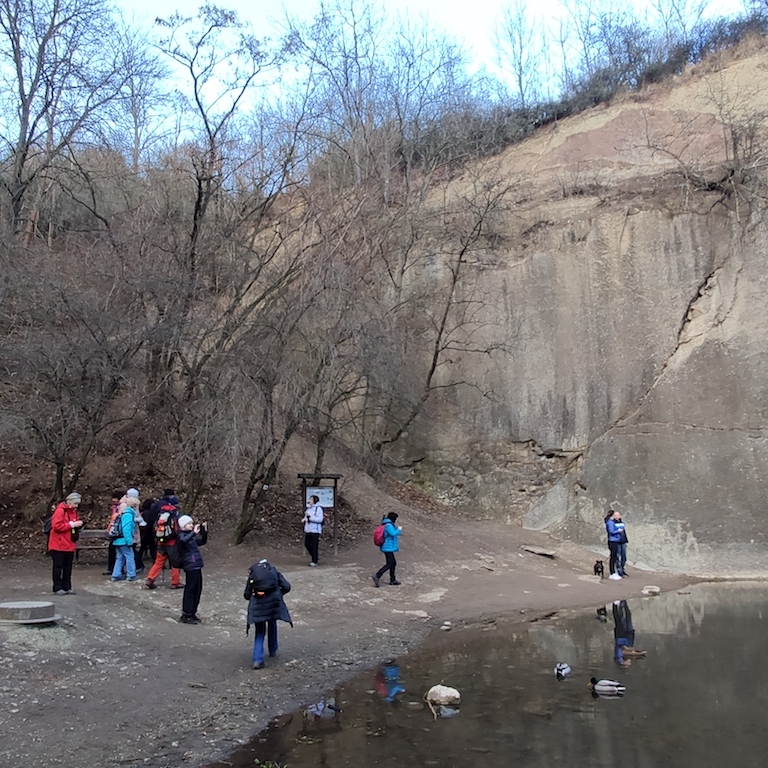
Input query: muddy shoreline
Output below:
<box><xmin>0</xmin><ymin>518</ymin><xmax>697</xmax><ymax>768</ymax></box>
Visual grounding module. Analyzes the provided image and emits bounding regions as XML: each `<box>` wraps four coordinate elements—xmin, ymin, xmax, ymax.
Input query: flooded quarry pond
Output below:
<box><xmin>210</xmin><ymin>583</ymin><xmax>768</xmax><ymax>768</ymax></box>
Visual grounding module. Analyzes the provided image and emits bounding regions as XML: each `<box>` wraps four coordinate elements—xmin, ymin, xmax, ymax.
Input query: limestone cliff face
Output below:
<box><xmin>397</xmin><ymin>43</ymin><xmax>768</xmax><ymax>575</ymax></box>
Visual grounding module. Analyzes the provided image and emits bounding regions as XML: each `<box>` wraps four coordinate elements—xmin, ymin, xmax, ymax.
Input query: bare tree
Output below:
<box><xmin>493</xmin><ymin>0</ymin><xmax>546</xmax><ymax>109</ymax></box>
<box><xmin>0</xmin><ymin>0</ymin><xmax>124</xmax><ymax>238</ymax></box>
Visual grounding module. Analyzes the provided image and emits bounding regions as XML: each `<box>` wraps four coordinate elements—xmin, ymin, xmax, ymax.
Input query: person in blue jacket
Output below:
<box><xmin>110</xmin><ymin>497</ymin><xmax>137</xmax><ymax>582</ymax></box>
<box><xmin>605</xmin><ymin>509</ymin><xmax>628</xmax><ymax>580</ymax></box>
<box><xmin>371</xmin><ymin>512</ymin><xmax>403</xmax><ymax>587</ymax></box>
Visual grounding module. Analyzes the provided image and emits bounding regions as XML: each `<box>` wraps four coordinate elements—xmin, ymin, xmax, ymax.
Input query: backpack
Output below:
<box><xmin>247</xmin><ymin>562</ymin><xmax>278</xmax><ymax>599</ymax></box>
<box><xmin>373</xmin><ymin>523</ymin><xmax>386</xmax><ymax>547</ymax></box>
<box><xmin>107</xmin><ymin>514</ymin><xmax>123</xmax><ymax>540</ymax></box>
<box><xmin>42</xmin><ymin>516</ymin><xmax>52</xmax><ymax>535</ymax></box>
<box><xmin>154</xmin><ymin>505</ymin><xmax>178</xmax><ymax>541</ymax></box>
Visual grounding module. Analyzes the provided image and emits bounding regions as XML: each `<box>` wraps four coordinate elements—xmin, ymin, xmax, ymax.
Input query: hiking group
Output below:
<box><xmin>45</xmin><ymin>488</ymin><xmax>407</xmax><ymax>669</ymax></box>
<box><xmin>47</xmin><ymin>487</ymin><xmax>209</xmax><ymax>624</ymax></box>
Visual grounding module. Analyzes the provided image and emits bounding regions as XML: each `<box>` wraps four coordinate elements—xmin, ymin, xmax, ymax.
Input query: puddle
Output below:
<box><xmin>207</xmin><ymin>582</ymin><xmax>768</xmax><ymax>768</ymax></box>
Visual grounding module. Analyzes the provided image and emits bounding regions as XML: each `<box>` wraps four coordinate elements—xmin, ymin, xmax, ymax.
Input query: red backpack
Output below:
<box><xmin>373</xmin><ymin>523</ymin><xmax>386</xmax><ymax>547</ymax></box>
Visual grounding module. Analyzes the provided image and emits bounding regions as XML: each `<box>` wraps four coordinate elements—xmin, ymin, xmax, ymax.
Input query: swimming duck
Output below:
<box><xmin>554</xmin><ymin>662</ymin><xmax>571</xmax><ymax>681</ymax></box>
<box><xmin>589</xmin><ymin>677</ymin><xmax>626</xmax><ymax>696</ymax></box>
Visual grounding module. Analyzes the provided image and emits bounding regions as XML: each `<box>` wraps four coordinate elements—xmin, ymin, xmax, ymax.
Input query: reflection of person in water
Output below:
<box><xmin>306</xmin><ymin>695</ymin><xmax>340</xmax><ymax>719</ymax></box>
<box><xmin>613</xmin><ymin>599</ymin><xmax>636</xmax><ymax>666</ymax></box>
<box><xmin>374</xmin><ymin>661</ymin><xmax>405</xmax><ymax>702</ymax></box>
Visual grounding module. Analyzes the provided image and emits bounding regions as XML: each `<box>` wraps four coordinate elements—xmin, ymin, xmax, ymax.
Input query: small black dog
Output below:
<box><xmin>594</xmin><ymin>560</ymin><xmax>605</xmax><ymax>578</ymax></box>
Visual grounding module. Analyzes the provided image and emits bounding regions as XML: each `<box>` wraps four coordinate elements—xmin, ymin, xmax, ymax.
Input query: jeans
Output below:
<box><xmin>616</xmin><ymin>543</ymin><xmax>627</xmax><ymax>575</ymax></box>
<box><xmin>376</xmin><ymin>551</ymin><xmax>397</xmax><ymax>583</ymax></box>
<box><xmin>51</xmin><ymin>550</ymin><xmax>75</xmax><ymax>592</ymax></box>
<box><xmin>112</xmin><ymin>544</ymin><xmax>136</xmax><ymax>580</ymax></box>
<box><xmin>182</xmin><ymin>569</ymin><xmax>203</xmax><ymax>617</ymax></box>
<box><xmin>608</xmin><ymin>542</ymin><xmax>627</xmax><ymax>575</ymax></box>
<box><xmin>252</xmin><ymin>620</ymin><xmax>278</xmax><ymax>665</ymax></box>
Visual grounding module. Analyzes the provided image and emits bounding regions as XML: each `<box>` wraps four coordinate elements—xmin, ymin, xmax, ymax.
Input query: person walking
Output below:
<box><xmin>110</xmin><ymin>497</ymin><xmax>138</xmax><ymax>582</ymax></box>
<box><xmin>176</xmin><ymin>515</ymin><xmax>208</xmax><ymax>624</ymax></box>
<box><xmin>605</xmin><ymin>509</ymin><xmax>628</xmax><ymax>579</ymax></box>
<box><xmin>302</xmin><ymin>494</ymin><xmax>324</xmax><ymax>567</ymax></box>
<box><xmin>145</xmin><ymin>494</ymin><xmax>182</xmax><ymax>590</ymax></box>
<box><xmin>48</xmin><ymin>492</ymin><xmax>84</xmax><ymax>595</ymax></box>
<box><xmin>244</xmin><ymin>559</ymin><xmax>292</xmax><ymax>669</ymax></box>
<box><xmin>371</xmin><ymin>512</ymin><xmax>402</xmax><ymax>587</ymax></box>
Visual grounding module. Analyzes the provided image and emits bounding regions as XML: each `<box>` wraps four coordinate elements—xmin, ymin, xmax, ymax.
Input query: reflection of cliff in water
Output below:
<box><xmin>208</xmin><ymin>583</ymin><xmax>768</xmax><ymax>768</ymax></box>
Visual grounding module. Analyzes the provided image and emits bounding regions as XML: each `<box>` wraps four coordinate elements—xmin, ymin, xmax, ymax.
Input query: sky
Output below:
<box><xmin>118</xmin><ymin>0</ymin><xmax>748</xmax><ymax>76</ymax></box>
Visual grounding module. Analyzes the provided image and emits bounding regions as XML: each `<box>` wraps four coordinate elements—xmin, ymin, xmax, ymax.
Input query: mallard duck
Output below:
<box><xmin>589</xmin><ymin>677</ymin><xmax>626</xmax><ymax>696</ymax></box>
<box><xmin>554</xmin><ymin>662</ymin><xmax>571</xmax><ymax>681</ymax></box>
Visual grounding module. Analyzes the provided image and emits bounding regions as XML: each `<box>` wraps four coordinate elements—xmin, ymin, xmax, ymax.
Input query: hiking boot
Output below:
<box><xmin>145</xmin><ymin>580</ymin><xmax>157</xmax><ymax>590</ymax></box>
<box><xmin>170</xmin><ymin>584</ymin><xmax>184</xmax><ymax>590</ymax></box>
<box><xmin>371</xmin><ymin>575</ymin><xmax>380</xmax><ymax>588</ymax></box>
<box><xmin>389</xmin><ymin>580</ymin><xmax>401</xmax><ymax>586</ymax></box>
<box><xmin>253</xmin><ymin>662</ymin><xmax>266</xmax><ymax>670</ymax></box>
<box><xmin>179</xmin><ymin>614</ymin><xmax>201</xmax><ymax>624</ymax></box>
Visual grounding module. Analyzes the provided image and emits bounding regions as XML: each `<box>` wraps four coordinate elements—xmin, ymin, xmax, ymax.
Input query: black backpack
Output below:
<box><xmin>247</xmin><ymin>562</ymin><xmax>278</xmax><ymax>599</ymax></box>
<box><xmin>42</xmin><ymin>516</ymin><xmax>52</xmax><ymax>535</ymax></box>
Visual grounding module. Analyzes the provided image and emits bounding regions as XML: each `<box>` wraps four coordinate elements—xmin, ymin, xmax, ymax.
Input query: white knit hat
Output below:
<box><xmin>177</xmin><ymin>515</ymin><xmax>193</xmax><ymax>529</ymax></box>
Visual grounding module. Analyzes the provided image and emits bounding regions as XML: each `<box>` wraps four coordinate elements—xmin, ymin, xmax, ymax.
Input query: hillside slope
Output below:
<box><xmin>394</xmin><ymin>38</ymin><xmax>768</xmax><ymax>575</ymax></box>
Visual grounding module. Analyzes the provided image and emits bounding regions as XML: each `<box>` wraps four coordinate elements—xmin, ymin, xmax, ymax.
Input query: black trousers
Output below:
<box><xmin>376</xmin><ymin>551</ymin><xmax>397</xmax><ymax>583</ymax></box>
<box><xmin>304</xmin><ymin>532</ymin><xmax>320</xmax><ymax>564</ymax></box>
<box><xmin>137</xmin><ymin>530</ymin><xmax>156</xmax><ymax>570</ymax></box>
<box><xmin>51</xmin><ymin>550</ymin><xmax>75</xmax><ymax>592</ymax></box>
<box><xmin>182</xmin><ymin>569</ymin><xmax>203</xmax><ymax>617</ymax></box>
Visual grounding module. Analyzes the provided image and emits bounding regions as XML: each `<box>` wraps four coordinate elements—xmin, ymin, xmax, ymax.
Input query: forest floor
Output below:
<box><xmin>0</xmin><ymin>491</ymin><xmax>694</xmax><ymax>768</ymax></box>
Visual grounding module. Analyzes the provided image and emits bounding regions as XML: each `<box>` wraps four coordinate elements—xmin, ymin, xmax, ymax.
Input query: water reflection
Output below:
<box><xmin>210</xmin><ymin>583</ymin><xmax>768</xmax><ymax>768</ymax></box>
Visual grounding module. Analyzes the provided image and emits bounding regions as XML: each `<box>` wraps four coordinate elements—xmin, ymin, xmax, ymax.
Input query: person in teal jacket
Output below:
<box><xmin>371</xmin><ymin>512</ymin><xmax>403</xmax><ymax>587</ymax></box>
<box><xmin>111</xmin><ymin>497</ymin><xmax>137</xmax><ymax>581</ymax></box>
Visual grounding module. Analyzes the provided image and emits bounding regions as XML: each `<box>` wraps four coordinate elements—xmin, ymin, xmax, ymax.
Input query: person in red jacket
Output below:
<box><xmin>48</xmin><ymin>492</ymin><xmax>84</xmax><ymax>595</ymax></box>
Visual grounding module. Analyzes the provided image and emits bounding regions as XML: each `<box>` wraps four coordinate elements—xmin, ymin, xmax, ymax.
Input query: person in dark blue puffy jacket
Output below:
<box><xmin>176</xmin><ymin>515</ymin><xmax>208</xmax><ymax>624</ymax></box>
<box><xmin>244</xmin><ymin>559</ymin><xmax>292</xmax><ymax>669</ymax></box>
<box><xmin>371</xmin><ymin>512</ymin><xmax>403</xmax><ymax>587</ymax></box>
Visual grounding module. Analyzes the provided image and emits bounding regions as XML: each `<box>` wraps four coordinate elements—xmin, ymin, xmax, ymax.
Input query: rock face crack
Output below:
<box><xmin>615</xmin><ymin>251</ymin><xmax>740</xmax><ymax>429</ymax></box>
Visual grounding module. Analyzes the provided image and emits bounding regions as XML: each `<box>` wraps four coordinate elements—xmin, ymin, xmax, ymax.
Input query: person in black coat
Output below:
<box><xmin>136</xmin><ymin>497</ymin><xmax>158</xmax><ymax>571</ymax></box>
<box><xmin>244</xmin><ymin>559</ymin><xmax>292</xmax><ymax>669</ymax></box>
<box><xmin>176</xmin><ymin>515</ymin><xmax>208</xmax><ymax>624</ymax></box>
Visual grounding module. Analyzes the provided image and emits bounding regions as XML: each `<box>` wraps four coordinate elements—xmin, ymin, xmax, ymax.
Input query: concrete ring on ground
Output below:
<box><xmin>0</xmin><ymin>600</ymin><xmax>61</xmax><ymax>624</ymax></box>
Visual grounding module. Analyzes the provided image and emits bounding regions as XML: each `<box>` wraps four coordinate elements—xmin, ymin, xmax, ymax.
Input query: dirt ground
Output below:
<box><xmin>0</xmin><ymin>497</ymin><xmax>694</xmax><ymax>768</ymax></box>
